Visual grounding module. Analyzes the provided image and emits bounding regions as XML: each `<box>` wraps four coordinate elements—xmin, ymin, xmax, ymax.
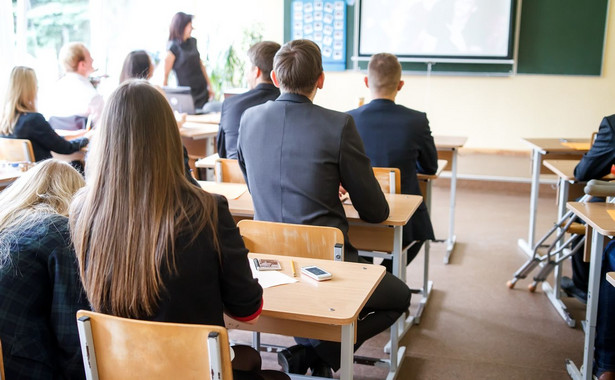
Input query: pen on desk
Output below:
<box><xmin>290</xmin><ymin>260</ymin><xmax>296</xmax><ymax>277</ymax></box>
<box><xmin>253</xmin><ymin>258</ymin><xmax>260</xmax><ymax>270</ymax></box>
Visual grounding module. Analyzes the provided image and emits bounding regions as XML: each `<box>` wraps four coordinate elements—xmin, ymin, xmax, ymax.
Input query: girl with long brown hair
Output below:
<box><xmin>70</xmin><ymin>80</ymin><xmax>287</xmax><ymax>380</ymax></box>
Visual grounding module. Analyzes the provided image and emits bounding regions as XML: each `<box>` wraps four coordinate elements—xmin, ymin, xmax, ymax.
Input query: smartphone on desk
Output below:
<box><xmin>301</xmin><ymin>266</ymin><xmax>332</xmax><ymax>281</ymax></box>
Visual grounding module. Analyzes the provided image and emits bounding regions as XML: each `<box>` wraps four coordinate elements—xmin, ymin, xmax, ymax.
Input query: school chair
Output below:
<box><xmin>608</xmin><ymin>272</ymin><xmax>615</xmax><ymax>288</ymax></box>
<box><xmin>0</xmin><ymin>338</ymin><xmax>4</xmax><ymax>380</ymax></box>
<box><xmin>236</xmin><ymin>220</ymin><xmax>344</xmax><ymax>352</ymax></box>
<box><xmin>372</xmin><ymin>167</ymin><xmax>401</xmax><ymax>194</ymax></box>
<box><xmin>237</xmin><ymin>220</ymin><xmax>344</xmax><ymax>261</ymax></box>
<box><xmin>215</xmin><ymin>158</ymin><xmax>245</xmax><ymax>184</ymax></box>
<box><xmin>76</xmin><ymin>310</ymin><xmax>233</xmax><ymax>380</ymax></box>
<box><xmin>0</xmin><ymin>138</ymin><xmax>35</xmax><ymax>163</ymax></box>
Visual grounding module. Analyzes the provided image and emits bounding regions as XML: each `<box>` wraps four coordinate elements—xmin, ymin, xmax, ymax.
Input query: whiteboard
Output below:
<box><xmin>359</xmin><ymin>0</ymin><xmax>514</xmax><ymax>60</ymax></box>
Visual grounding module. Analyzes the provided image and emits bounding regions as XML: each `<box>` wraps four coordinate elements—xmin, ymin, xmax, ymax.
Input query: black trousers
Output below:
<box><xmin>296</xmin><ymin>246</ymin><xmax>411</xmax><ymax>371</ymax></box>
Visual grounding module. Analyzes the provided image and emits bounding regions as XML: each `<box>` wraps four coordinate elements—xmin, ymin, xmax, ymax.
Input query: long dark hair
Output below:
<box><xmin>168</xmin><ymin>12</ymin><xmax>193</xmax><ymax>42</ymax></box>
<box><xmin>119</xmin><ymin>50</ymin><xmax>152</xmax><ymax>83</ymax></box>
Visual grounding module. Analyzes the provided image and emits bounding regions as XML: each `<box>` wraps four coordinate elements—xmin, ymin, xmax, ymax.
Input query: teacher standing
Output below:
<box><xmin>163</xmin><ymin>12</ymin><xmax>216</xmax><ymax>112</ymax></box>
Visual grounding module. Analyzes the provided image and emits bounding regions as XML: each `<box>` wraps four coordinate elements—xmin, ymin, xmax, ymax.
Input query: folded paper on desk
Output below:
<box><xmin>250</xmin><ymin>260</ymin><xmax>297</xmax><ymax>288</ymax></box>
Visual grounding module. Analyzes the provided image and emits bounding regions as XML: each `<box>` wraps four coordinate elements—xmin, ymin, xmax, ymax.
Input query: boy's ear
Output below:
<box><xmin>316</xmin><ymin>72</ymin><xmax>325</xmax><ymax>89</ymax></box>
<box><xmin>397</xmin><ymin>80</ymin><xmax>405</xmax><ymax>91</ymax></box>
<box><xmin>271</xmin><ymin>70</ymin><xmax>280</xmax><ymax>87</ymax></box>
<box><xmin>363</xmin><ymin>76</ymin><xmax>369</xmax><ymax>88</ymax></box>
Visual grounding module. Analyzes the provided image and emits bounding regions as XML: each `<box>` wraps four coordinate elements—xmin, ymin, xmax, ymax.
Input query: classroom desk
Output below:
<box><xmin>225</xmin><ymin>253</ymin><xmax>385</xmax><ymax>380</ymax></box>
<box><xmin>179</xmin><ymin>122</ymin><xmax>219</xmax><ymax>141</ymax></box>
<box><xmin>539</xmin><ymin>160</ymin><xmax>614</xmax><ymax>327</ymax></box>
<box><xmin>565</xmin><ymin>202</ymin><xmax>615</xmax><ymax>380</ymax></box>
<box><xmin>0</xmin><ymin>166</ymin><xmax>23</xmax><ymax>188</ymax></box>
<box><xmin>518</xmin><ymin>138</ymin><xmax>589</xmax><ymax>258</ymax></box>
<box><xmin>199</xmin><ymin>181</ymin><xmax>421</xmax><ymax>376</ymax></box>
<box><xmin>185</xmin><ymin>112</ymin><xmax>221</xmax><ymax>125</ymax></box>
<box><xmin>434</xmin><ymin>135</ymin><xmax>467</xmax><ymax>264</ymax></box>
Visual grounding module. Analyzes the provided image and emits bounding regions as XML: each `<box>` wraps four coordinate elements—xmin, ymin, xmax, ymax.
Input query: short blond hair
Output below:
<box><xmin>367</xmin><ymin>53</ymin><xmax>401</xmax><ymax>95</ymax></box>
<box><xmin>59</xmin><ymin>42</ymin><xmax>88</xmax><ymax>73</ymax></box>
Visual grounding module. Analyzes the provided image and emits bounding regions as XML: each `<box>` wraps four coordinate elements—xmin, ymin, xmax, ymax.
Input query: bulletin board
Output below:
<box><xmin>289</xmin><ymin>0</ymin><xmax>348</xmax><ymax>71</ymax></box>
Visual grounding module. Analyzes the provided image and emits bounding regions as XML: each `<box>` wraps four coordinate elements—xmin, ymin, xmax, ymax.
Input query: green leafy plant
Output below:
<box><xmin>208</xmin><ymin>24</ymin><xmax>263</xmax><ymax>101</ymax></box>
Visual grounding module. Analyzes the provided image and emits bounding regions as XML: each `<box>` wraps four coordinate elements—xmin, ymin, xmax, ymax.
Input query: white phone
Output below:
<box><xmin>301</xmin><ymin>266</ymin><xmax>332</xmax><ymax>281</ymax></box>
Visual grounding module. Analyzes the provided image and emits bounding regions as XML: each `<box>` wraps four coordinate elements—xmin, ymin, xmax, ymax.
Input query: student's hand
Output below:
<box><xmin>339</xmin><ymin>185</ymin><xmax>349</xmax><ymax>202</ymax></box>
<box><xmin>174</xmin><ymin>111</ymin><xmax>187</xmax><ymax>128</ymax></box>
<box><xmin>84</xmin><ymin>128</ymin><xmax>97</xmax><ymax>141</ymax></box>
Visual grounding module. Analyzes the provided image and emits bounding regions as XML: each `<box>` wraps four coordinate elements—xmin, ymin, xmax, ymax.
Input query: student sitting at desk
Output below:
<box><xmin>562</xmin><ymin>115</ymin><xmax>615</xmax><ymax>303</ymax></box>
<box><xmin>0</xmin><ymin>66</ymin><xmax>90</xmax><ymax>162</ymax></box>
<box><xmin>217</xmin><ymin>41</ymin><xmax>281</xmax><ymax>159</ymax></box>
<box><xmin>0</xmin><ymin>159</ymin><xmax>89</xmax><ymax>380</ymax></box>
<box><xmin>70</xmin><ymin>81</ymin><xmax>288</xmax><ymax>380</ymax></box>
<box><xmin>237</xmin><ymin>39</ymin><xmax>411</xmax><ymax>377</ymax></box>
<box><xmin>348</xmin><ymin>53</ymin><xmax>438</xmax><ymax>271</ymax></box>
<box><xmin>562</xmin><ymin>116</ymin><xmax>615</xmax><ymax>380</ymax></box>
<box><xmin>41</xmin><ymin>42</ymin><xmax>104</xmax><ymax>125</ymax></box>
<box><xmin>119</xmin><ymin>52</ymin><xmax>199</xmax><ymax>186</ymax></box>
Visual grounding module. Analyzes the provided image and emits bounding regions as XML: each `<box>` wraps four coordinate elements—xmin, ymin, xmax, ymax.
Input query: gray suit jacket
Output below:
<box><xmin>237</xmin><ymin>93</ymin><xmax>389</xmax><ymax>261</ymax></box>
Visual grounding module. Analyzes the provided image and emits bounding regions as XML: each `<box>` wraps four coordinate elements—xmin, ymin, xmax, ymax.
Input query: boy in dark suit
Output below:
<box><xmin>237</xmin><ymin>40</ymin><xmax>411</xmax><ymax>377</ymax></box>
<box><xmin>348</xmin><ymin>53</ymin><xmax>438</xmax><ymax>270</ymax></box>
<box><xmin>217</xmin><ymin>41</ymin><xmax>281</xmax><ymax>159</ymax></box>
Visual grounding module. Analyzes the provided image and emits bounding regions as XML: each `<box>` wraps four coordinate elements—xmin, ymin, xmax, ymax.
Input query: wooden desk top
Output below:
<box><xmin>567</xmin><ymin>202</ymin><xmax>615</xmax><ymax>236</ymax></box>
<box><xmin>179</xmin><ymin>122</ymin><xmax>219</xmax><ymax>140</ymax></box>
<box><xmin>185</xmin><ymin>113</ymin><xmax>221</xmax><ymax>125</ymax></box>
<box><xmin>607</xmin><ymin>272</ymin><xmax>615</xmax><ymax>288</ymax></box>
<box><xmin>434</xmin><ymin>135</ymin><xmax>467</xmax><ymax>150</ymax></box>
<box><xmin>55</xmin><ymin>129</ymin><xmax>88</xmax><ymax>139</ymax></box>
<box><xmin>417</xmin><ymin>159</ymin><xmax>448</xmax><ymax>180</ymax></box>
<box><xmin>247</xmin><ymin>253</ymin><xmax>384</xmax><ymax>325</ymax></box>
<box><xmin>522</xmin><ymin>138</ymin><xmax>591</xmax><ymax>154</ymax></box>
<box><xmin>199</xmin><ymin>181</ymin><xmax>421</xmax><ymax>226</ymax></box>
<box><xmin>543</xmin><ymin>159</ymin><xmax>615</xmax><ymax>182</ymax></box>
<box><xmin>0</xmin><ymin>167</ymin><xmax>23</xmax><ymax>186</ymax></box>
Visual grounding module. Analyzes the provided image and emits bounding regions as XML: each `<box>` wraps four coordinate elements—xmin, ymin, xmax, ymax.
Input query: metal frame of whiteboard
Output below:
<box><xmin>352</xmin><ymin>0</ymin><xmax>519</xmax><ymax>72</ymax></box>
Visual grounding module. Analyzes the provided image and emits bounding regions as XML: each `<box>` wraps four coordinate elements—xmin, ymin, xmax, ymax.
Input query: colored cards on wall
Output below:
<box><xmin>291</xmin><ymin>0</ymin><xmax>347</xmax><ymax>71</ymax></box>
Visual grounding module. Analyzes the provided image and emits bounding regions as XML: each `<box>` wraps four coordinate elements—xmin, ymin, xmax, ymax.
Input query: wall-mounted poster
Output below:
<box><xmin>291</xmin><ymin>0</ymin><xmax>347</xmax><ymax>71</ymax></box>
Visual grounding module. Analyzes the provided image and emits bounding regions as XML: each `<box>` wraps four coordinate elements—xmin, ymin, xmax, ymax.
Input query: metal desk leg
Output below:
<box><xmin>444</xmin><ymin>148</ymin><xmax>458</xmax><ymax>264</ymax></box>
<box><xmin>518</xmin><ymin>148</ymin><xmax>543</xmax><ymax>257</ymax></box>
<box><xmin>340</xmin><ymin>323</ymin><xmax>354</xmax><ymax>380</ymax></box>
<box><xmin>542</xmin><ymin>177</ymin><xmax>575</xmax><ymax>327</ymax></box>
<box><xmin>566</xmin><ymin>227</ymin><xmax>604</xmax><ymax>380</ymax></box>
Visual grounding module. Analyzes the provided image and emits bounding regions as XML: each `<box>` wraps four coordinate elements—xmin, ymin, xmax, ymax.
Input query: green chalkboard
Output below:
<box><xmin>284</xmin><ymin>0</ymin><xmax>609</xmax><ymax>76</ymax></box>
<box><xmin>517</xmin><ymin>0</ymin><xmax>608</xmax><ymax>75</ymax></box>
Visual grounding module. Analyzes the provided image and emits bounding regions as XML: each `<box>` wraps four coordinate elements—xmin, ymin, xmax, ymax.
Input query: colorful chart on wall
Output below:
<box><xmin>290</xmin><ymin>0</ymin><xmax>347</xmax><ymax>71</ymax></box>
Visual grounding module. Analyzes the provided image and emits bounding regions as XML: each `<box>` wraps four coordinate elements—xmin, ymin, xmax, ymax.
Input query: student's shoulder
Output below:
<box><xmin>395</xmin><ymin>103</ymin><xmax>427</xmax><ymax>118</ymax></box>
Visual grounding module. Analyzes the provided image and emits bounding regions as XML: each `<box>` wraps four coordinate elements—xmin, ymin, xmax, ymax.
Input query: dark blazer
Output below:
<box><xmin>237</xmin><ymin>93</ymin><xmax>389</xmax><ymax>262</ymax></box>
<box><xmin>574</xmin><ymin>114</ymin><xmax>615</xmax><ymax>181</ymax></box>
<box><xmin>348</xmin><ymin>99</ymin><xmax>438</xmax><ymax>244</ymax></box>
<box><xmin>217</xmin><ymin>83</ymin><xmax>280</xmax><ymax>159</ymax></box>
<box><xmin>0</xmin><ymin>215</ymin><xmax>89</xmax><ymax>380</ymax></box>
<box><xmin>6</xmin><ymin>113</ymin><xmax>88</xmax><ymax>162</ymax></box>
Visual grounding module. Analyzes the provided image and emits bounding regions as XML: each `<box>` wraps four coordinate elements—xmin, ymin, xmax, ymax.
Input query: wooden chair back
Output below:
<box><xmin>215</xmin><ymin>158</ymin><xmax>245</xmax><ymax>184</ymax></box>
<box><xmin>0</xmin><ymin>338</ymin><xmax>4</xmax><ymax>380</ymax></box>
<box><xmin>237</xmin><ymin>220</ymin><xmax>344</xmax><ymax>261</ymax></box>
<box><xmin>0</xmin><ymin>138</ymin><xmax>35</xmax><ymax>163</ymax></box>
<box><xmin>76</xmin><ymin>310</ymin><xmax>233</xmax><ymax>380</ymax></box>
<box><xmin>373</xmin><ymin>167</ymin><xmax>401</xmax><ymax>194</ymax></box>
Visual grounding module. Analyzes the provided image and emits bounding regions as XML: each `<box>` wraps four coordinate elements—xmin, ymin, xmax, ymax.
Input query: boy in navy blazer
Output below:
<box><xmin>348</xmin><ymin>53</ymin><xmax>438</xmax><ymax>269</ymax></box>
<box><xmin>238</xmin><ymin>40</ymin><xmax>411</xmax><ymax>378</ymax></box>
<box><xmin>217</xmin><ymin>41</ymin><xmax>281</xmax><ymax>158</ymax></box>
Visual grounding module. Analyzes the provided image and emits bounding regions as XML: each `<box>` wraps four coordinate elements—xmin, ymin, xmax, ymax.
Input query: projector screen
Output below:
<box><xmin>359</xmin><ymin>0</ymin><xmax>515</xmax><ymax>61</ymax></box>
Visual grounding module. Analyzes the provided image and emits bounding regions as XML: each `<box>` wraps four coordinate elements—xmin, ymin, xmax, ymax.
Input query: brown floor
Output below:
<box><xmin>231</xmin><ymin>181</ymin><xmax>586</xmax><ymax>379</ymax></box>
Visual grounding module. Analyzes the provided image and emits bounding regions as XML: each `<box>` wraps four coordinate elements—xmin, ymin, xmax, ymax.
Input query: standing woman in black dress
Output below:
<box><xmin>163</xmin><ymin>12</ymin><xmax>217</xmax><ymax>112</ymax></box>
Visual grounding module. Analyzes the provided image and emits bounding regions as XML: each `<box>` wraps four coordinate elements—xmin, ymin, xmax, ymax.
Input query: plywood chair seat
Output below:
<box><xmin>76</xmin><ymin>310</ymin><xmax>233</xmax><ymax>380</ymax></box>
<box><xmin>0</xmin><ymin>138</ymin><xmax>35</xmax><ymax>163</ymax></box>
